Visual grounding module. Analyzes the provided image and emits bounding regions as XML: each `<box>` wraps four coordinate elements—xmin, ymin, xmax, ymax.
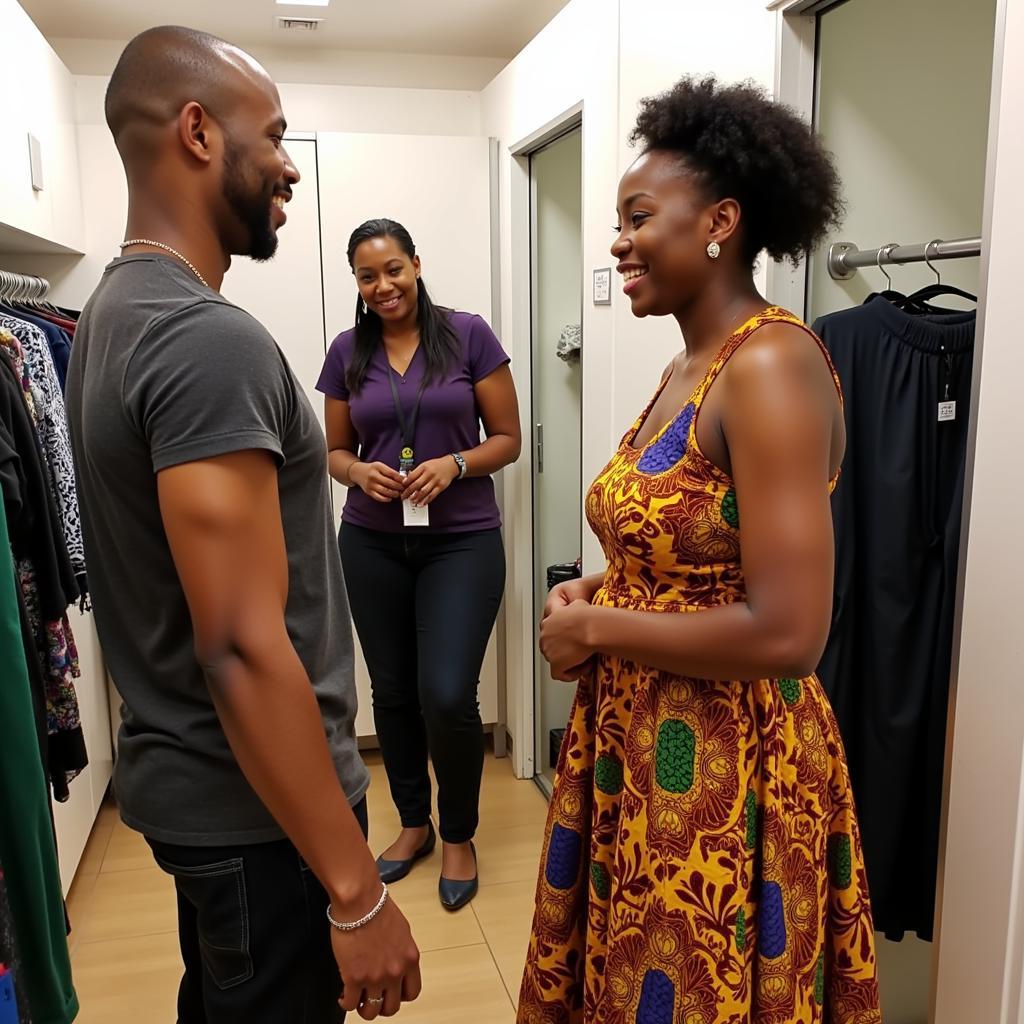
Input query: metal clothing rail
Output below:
<box><xmin>827</xmin><ymin>236</ymin><xmax>982</xmax><ymax>281</ymax></box>
<box><xmin>0</xmin><ymin>269</ymin><xmax>51</xmax><ymax>304</ymax></box>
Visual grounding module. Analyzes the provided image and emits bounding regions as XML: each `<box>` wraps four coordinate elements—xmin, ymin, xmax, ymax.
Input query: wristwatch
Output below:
<box><xmin>451</xmin><ymin>453</ymin><xmax>467</xmax><ymax>479</ymax></box>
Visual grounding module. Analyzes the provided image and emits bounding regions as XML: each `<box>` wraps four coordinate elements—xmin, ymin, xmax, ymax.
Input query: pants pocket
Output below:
<box><xmin>152</xmin><ymin>853</ymin><xmax>253</xmax><ymax>990</ymax></box>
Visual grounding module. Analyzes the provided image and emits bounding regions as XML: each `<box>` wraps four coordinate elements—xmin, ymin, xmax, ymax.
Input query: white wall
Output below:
<box><xmin>808</xmin><ymin>0</ymin><xmax>996</xmax><ymax>320</ymax></box>
<box><xmin>316</xmin><ymin>133</ymin><xmax>493</xmax><ymax>338</ymax></box>
<box><xmin>23</xmin><ymin>65</ymin><xmax>485</xmax><ymax>306</ymax></box>
<box><xmin>614</xmin><ymin>1</ymin><xmax>775</xmax><ymax>433</ymax></box>
<box><xmin>58</xmin><ymin>67</ymin><xmax>484</xmax><ymax>305</ymax></box>
<box><xmin>0</xmin><ymin>0</ymin><xmax>82</xmax><ymax>252</ymax></box>
<box><xmin>51</xmin><ymin>36</ymin><xmax>505</xmax><ymax>92</ymax></box>
<box><xmin>935</xmin><ymin>0</ymin><xmax>1024</xmax><ymax>1019</ymax></box>
<box><xmin>481</xmin><ymin>0</ymin><xmax>620</xmax><ymax>774</ymax></box>
<box><xmin>73</xmin><ymin>75</ymin><xmax>482</xmax><ymax>137</ymax></box>
<box><xmin>481</xmin><ymin>0</ymin><xmax>776</xmax><ymax>773</ymax></box>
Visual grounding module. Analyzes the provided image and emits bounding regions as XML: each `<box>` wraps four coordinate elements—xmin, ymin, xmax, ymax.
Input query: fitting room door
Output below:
<box><xmin>529</xmin><ymin>126</ymin><xmax>584</xmax><ymax>791</ymax></box>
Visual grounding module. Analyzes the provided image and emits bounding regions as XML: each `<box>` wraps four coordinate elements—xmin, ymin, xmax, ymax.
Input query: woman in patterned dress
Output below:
<box><xmin>518</xmin><ymin>76</ymin><xmax>882</xmax><ymax>1024</ymax></box>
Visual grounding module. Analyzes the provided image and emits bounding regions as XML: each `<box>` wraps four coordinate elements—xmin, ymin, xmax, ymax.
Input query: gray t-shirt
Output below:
<box><xmin>66</xmin><ymin>254</ymin><xmax>369</xmax><ymax>845</ymax></box>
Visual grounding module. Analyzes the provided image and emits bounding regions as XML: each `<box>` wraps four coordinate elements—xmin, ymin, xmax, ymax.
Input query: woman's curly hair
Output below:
<box><xmin>630</xmin><ymin>75</ymin><xmax>844</xmax><ymax>266</ymax></box>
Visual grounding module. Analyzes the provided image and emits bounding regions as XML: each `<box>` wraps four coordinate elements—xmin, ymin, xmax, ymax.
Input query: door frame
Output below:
<box><xmin>526</xmin><ymin>124</ymin><xmax>585</xmax><ymax>796</ymax></box>
<box><xmin>505</xmin><ymin>103</ymin><xmax>584</xmax><ymax>782</ymax></box>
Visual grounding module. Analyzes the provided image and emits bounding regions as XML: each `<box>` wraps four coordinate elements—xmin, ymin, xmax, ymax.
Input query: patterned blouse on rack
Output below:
<box><xmin>0</xmin><ymin>315</ymin><xmax>86</xmax><ymax>585</ymax></box>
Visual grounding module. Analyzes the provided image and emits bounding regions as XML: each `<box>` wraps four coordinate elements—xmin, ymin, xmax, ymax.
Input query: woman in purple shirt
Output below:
<box><xmin>317</xmin><ymin>218</ymin><xmax>521</xmax><ymax>911</ymax></box>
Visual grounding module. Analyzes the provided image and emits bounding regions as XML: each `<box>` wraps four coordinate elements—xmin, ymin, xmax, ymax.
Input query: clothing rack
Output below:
<box><xmin>827</xmin><ymin>236</ymin><xmax>982</xmax><ymax>281</ymax></box>
<box><xmin>0</xmin><ymin>270</ymin><xmax>52</xmax><ymax>304</ymax></box>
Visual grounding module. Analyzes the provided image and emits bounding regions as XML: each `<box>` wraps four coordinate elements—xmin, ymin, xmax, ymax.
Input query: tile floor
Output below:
<box><xmin>65</xmin><ymin>750</ymin><xmax>548</xmax><ymax>1022</ymax></box>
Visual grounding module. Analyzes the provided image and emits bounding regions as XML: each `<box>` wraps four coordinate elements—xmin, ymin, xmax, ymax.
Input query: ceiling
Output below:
<box><xmin>20</xmin><ymin>0</ymin><xmax>572</xmax><ymax>59</ymax></box>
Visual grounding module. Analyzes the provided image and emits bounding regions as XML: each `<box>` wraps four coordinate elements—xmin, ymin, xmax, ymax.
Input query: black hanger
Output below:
<box><xmin>866</xmin><ymin>289</ymin><xmax>905</xmax><ymax>304</ymax></box>
<box><xmin>898</xmin><ymin>240</ymin><xmax>977</xmax><ymax>313</ymax></box>
<box><xmin>864</xmin><ymin>288</ymin><xmax>939</xmax><ymax>317</ymax></box>
<box><xmin>901</xmin><ymin>281</ymin><xmax>977</xmax><ymax>307</ymax></box>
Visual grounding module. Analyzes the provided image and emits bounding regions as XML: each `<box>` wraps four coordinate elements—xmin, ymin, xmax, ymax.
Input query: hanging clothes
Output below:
<box><xmin>0</xmin><ymin>306</ymin><xmax>73</xmax><ymax>394</ymax></box>
<box><xmin>0</xmin><ymin>316</ymin><xmax>86</xmax><ymax>596</ymax></box>
<box><xmin>812</xmin><ymin>295</ymin><xmax>975</xmax><ymax>942</ymax></box>
<box><xmin>0</xmin><ymin>336</ymin><xmax>36</xmax><ymax>422</ymax></box>
<box><xmin>0</xmin><ymin>506</ymin><xmax>78</xmax><ymax>1024</ymax></box>
<box><xmin>0</xmin><ymin>348</ymin><xmax>86</xmax><ymax>801</ymax></box>
<box><xmin>16</xmin><ymin>560</ymin><xmax>84</xmax><ymax>803</ymax></box>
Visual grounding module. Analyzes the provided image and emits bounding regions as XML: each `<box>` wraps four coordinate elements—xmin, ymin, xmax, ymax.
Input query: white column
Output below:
<box><xmin>934</xmin><ymin>0</ymin><xmax>1024</xmax><ymax>1019</ymax></box>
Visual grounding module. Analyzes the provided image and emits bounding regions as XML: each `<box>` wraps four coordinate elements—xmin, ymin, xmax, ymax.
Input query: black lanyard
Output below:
<box><xmin>387</xmin><ymin>362</ymin><xmax>428</xmax><ymax>467</ymax></box>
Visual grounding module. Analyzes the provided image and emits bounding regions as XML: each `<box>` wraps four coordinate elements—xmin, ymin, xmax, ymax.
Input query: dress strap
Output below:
<box><xmin>689</xmin><ymin>306</ymin><xmax>843</xmax><ymax>414</ymax></box>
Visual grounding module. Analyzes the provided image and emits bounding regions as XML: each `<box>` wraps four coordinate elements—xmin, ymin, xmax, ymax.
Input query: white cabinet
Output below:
<box><xmin>0</xmin><ymin>0</ymin><xmax>83</xmax><ymax>253</ymax></box>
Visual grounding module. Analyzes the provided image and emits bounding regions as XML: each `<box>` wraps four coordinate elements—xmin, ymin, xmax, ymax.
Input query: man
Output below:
<box><xmin>65</xmin><ymin>26</ymin><xmax>419</xmax><ymax>1023</ymax></box>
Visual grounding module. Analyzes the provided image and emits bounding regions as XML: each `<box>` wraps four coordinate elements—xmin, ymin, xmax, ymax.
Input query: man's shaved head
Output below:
<box><xmin>105</xmin><ymin>26</ymin><xmax>277</xmax><ymax>148</ymax></box>
<box><xmin>107</xmin><ymin>25</ymin><xmax>297</xmax><ymax>265</ymax></box>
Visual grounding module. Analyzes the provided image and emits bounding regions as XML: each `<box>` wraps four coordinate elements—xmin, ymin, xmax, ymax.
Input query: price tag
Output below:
<box><xmin>938</xmin><ymin>401</ymin><xmax>957</xmax><ymax>422</ymax></box>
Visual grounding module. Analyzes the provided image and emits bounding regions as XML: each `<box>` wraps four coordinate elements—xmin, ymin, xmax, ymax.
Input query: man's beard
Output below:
<box><xmin>222</xmin><ymin>138</ymin><xmax>278</xmax><ymax>262</ymax></box>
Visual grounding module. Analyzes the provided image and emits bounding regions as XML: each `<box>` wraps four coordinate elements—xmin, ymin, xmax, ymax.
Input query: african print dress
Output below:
<box><xmin>518</xmin><ymin>308</ymin><xmax>881</xmax><ymax>1024</ymax></box>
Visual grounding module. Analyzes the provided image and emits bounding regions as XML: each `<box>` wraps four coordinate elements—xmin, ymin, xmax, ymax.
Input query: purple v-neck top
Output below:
<box><xmin>316</xmin><ymin>310</ymin><xmax>510</xmax><ymax>534</ymax></box>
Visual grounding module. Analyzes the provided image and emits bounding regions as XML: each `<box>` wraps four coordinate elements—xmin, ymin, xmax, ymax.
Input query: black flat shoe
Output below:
<box><xmin>439</xmin><ymin>842</ymin><xmax>478</xmax><ymax>912</ymax></box>
<box><xmin>375</xmin><ymin>821</ymin><xmax>436</xmax><ymax>884</ymax></box>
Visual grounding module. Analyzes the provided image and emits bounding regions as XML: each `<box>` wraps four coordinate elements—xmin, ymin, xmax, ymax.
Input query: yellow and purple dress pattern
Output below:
<box><xmin>518</xmin><ymin>308</ymin><xmax>881</xmax><ymax>1024</ymax></box>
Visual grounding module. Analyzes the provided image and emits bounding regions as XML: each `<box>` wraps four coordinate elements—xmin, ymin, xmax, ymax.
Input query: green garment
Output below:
<box><xmin>0</xmin><ymin>507</ymin><xmax>78</xmax><ymax>1023</ymax></box>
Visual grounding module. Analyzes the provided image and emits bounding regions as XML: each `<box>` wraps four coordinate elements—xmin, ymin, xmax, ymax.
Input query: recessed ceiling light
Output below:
<box><xmin>276</xmin><ymin>0</ymin><xmax>329</xmax><ymax>6</ymax></box>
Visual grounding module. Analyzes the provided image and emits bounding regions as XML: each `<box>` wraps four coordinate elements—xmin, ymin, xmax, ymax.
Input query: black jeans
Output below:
<box><xmin>339</xmin><ymin>524</ymin><xmax>505</xmax><ymax>843</ymax></box>
<box><xmin>147</xmin><ymin>799</ymin><xmax>368</xmax><ymax>1024</ymax></box>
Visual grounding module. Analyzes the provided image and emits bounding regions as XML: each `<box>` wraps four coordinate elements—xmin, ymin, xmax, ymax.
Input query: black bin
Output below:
<box><xmin>546</xmin><ymin>559</ymin><xmax>582</xmax><ymax>591</ymax></box>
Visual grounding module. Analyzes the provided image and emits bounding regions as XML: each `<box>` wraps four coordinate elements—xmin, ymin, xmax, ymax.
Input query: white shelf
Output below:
<box><xmin>0</xmin><ymin>220</ymin><xmax>83</xmax><ymax>257</ymax></box>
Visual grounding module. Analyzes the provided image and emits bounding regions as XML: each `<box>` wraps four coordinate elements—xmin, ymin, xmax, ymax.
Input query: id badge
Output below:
<box><xmin>399</xmin><ymin>447</ymin><xmax>429</xmax><ymax>527</ymax></box>
<box><xmin>403</xmin><ymin>497</ymin><xmax>429</xmax><ymax>527</ymax></box>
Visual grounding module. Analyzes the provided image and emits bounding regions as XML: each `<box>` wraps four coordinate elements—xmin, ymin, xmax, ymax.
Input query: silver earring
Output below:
<box><xmin>707</xmin><ymin>241</ymin><xmax>721</xmax><ymax>260</ymax></box>
<box><xmin>361</xmin><ymin>300</ymin><xmax>368</xmax><ymax>315</ymax></box>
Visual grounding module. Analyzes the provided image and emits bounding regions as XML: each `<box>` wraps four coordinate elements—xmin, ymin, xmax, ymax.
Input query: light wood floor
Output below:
<box><xmin>65</xmin><ymin>750</ymin><xmax>548</xmax><ymax>1022</ymax></box>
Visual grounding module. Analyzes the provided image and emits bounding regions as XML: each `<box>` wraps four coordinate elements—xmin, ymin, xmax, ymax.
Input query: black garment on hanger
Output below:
<box><xmin>0</xmin><ymin>357</ymin><xmax>78</xmax><ymax>620</ymax></box>
<box><xmin>812</xmin><ymin>296</ymin><xmax>976</xmax><ymax>942</ymax></box>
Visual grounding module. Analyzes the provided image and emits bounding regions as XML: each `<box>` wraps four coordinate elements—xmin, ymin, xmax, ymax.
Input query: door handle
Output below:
<box><xmin>536</xmin><ymin>422</ymin><xmax>544</xmax><ymax>473</ymax></box>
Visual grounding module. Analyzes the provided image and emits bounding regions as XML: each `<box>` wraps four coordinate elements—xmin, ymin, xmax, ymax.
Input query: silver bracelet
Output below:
<box><xmin>326</xmin><ymin>883</ymin><xmax>389</xmax><ymax>932</ymax></box>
